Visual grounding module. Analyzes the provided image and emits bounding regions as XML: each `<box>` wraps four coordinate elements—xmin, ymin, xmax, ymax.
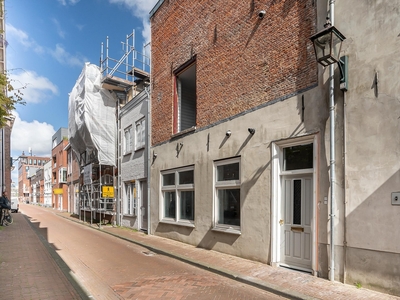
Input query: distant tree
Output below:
<box><xmin>0</xmin><ymin>72</ymin><xmax>26</xmax><ymax>127</ymax></box>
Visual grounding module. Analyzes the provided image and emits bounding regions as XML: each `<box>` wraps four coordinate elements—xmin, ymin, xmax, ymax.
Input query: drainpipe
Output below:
<box><xmin>329</xmin><ymin>0</ymin><xmax>336</xmax><ymax>282</ymax></box>
<box><xmin>116</xmin><ymin>97</ymin><xmax>121</xmax><ymax>226</ymax></box>
<box><xmin>343</xmin><ymin>91</ymin><xmax>348</xmax><ymax>281</ymax></box>
<box><xmin>145</xmin><ymin>86</ymin><xmax>151</xmax><ymax>234</ymax></box>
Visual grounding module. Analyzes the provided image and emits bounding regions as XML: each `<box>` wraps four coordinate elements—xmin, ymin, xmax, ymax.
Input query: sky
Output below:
<box><xmin>6</xmin><ymin>0</ymin><xmax>158</xmax><ymax>183</ymax></box>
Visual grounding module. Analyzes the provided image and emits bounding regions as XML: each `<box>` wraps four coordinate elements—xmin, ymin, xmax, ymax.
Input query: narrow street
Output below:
<box><xmin>20</xmin><ymin>204</ymin><xmax>285</xmax><ymax>300</ymax></box>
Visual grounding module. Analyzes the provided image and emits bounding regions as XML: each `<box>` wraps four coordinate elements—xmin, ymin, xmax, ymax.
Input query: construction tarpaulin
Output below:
<box><xmin>68</xmin><ymin>63</ymin><xmax>117</xmax><ymax>166</ymax></box>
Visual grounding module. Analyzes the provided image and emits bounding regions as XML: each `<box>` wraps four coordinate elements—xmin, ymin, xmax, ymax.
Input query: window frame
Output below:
<box><xmin>124</xmin><ymin>181</ymin><xmax>137</xmax><ymax>216</ymax></box>
<box><xmin>213</xmin><ymin>157</ymin><xmax>241</xmax><ymax>234</ymax></box>
<box><xmin>173</xmin><ymin>58</ymin><xmax>197</xmax><ymax>134</ymax></box>
<box><xmin>58</xmin><ymin>167</ymin><xmax>67</xmax><ymax>183</ymax></box>
<box><xmin>160</xmin><ymin>166</ymin><xmax>195</xmax><ymax>227</ymax></box>
<box><xmin>135</xmin><ymin>117</ymin><xmax>145</xmax><ymax>150</ymax></box>
<box><xmin>123</xmin><ymin>125</ymin><xmax>133</xmax><ymax>155</ymax></box>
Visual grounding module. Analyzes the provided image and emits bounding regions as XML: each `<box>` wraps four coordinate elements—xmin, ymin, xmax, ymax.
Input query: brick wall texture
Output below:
<box><xmin>151</xmin><ymin>0</ymin><xmax>317</xmax><ymax>145</ymax></box>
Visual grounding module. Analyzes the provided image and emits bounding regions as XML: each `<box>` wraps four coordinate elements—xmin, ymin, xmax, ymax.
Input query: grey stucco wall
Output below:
<box><xmin>120</xmin><ymin>91</ymin><xmax>148</xmax><ymax>229</ymax></box>
<box><xmin>150</xmin><ymin>86</ymin><xmax>331</xmax><ymax>263</ymax></box>
<box><xmin>148</xmin><ymin>0</ymin><xmax>400</xmax><ymax>295</ymax></box>
<box><xmin>333</xmin><ymin>0</ymin><xmax>400</xmax><ymax>294</ymax></box>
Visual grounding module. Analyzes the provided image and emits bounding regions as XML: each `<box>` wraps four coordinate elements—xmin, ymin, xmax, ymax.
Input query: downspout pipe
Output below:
<box><xmin>145</xmin><ymin>86</ymin><xmax>151</xmax><ymax>234</ymax></box>
<box><xmin>116</xmin><ymin>97</ymin><xmax>121</xmax><ymax>226</ymax></box>
<box><xmin>329</xmin><ymin>0</ymin><xmax>336</xmax><ymax>282</ymax></box>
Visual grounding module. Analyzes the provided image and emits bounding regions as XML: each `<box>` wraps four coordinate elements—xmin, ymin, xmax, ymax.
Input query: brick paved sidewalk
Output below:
<box><xmin>58</xmin><ymin>212</ymin><xmax>399</xmax><ymax>300</ymax></box>
<box><xmin>0</xmin><ymin>213</ymin><xmax>89</xmax><ymax>300</ymax></box>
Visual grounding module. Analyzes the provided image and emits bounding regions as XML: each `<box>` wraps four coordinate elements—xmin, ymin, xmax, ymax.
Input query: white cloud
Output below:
<box><xmin>108</xmin><ymin>0</ymin><xmax>159</xmax><ymax>43</ymax></box>
<box><xmin>49</xmin><ymin>44</ymin><xmax>87</xmax><ymax>68</ymax></box>
<box><xmin>9</xmin><ymin>70</ymin><xmax>59</xmax><ymax>104</ymax></box>
<box><xmin>58</xmin><ymin>0</ymin><xmax>80</xmax><ymax>5</ymax></box>
<box><xmin>11</xmin><ymin>112</ymin><xmax>55</xmax><ymax>157</ymax></box>
<box><xmin>6</xmin><ymin>23</ymin><xmax>44</xmax><ymax>54</ymax></box>
<box><xmin>7</xmin><ymin>24</ymin><xmax>87</xmax><ymax>68</ymax></box>
<box><xmin>52</xmin><ymin>18</ymin><xmax>66</xmax><ymax>38</ymax></box>
<box><xmin>10</xmin><ymin>113</ymin><xmax>55</xmax><ymax>185</ymax></box>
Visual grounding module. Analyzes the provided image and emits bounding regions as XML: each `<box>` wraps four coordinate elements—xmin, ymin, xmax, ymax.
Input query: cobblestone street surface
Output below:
<box><xmin>0</xmin><ymin>204</ymin><xmax>399</xmax><ymax>300</ymax></box>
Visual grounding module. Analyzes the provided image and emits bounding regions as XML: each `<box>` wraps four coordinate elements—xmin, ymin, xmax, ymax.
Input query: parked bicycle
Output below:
<box><xmin>0</xmin><ymin>191</ymin><xmax>12</xmax><ymax>226</ymax></box>
<box><xmin>1</xmin><ymin>208</ymin><xmax>13</xmax><ymax>226</ymax></box>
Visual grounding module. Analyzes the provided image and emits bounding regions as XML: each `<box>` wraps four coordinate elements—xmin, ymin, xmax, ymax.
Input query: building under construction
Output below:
<box><xmin>68</xmin><ymin>32</ymin><xmax>150</xmax><ymax>225</ymax></box>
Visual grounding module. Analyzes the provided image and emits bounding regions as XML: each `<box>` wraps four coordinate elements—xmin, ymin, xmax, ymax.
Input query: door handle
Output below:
<box><xmin>279</xmin><ymin>219</ymin><xmax>284</xmax><ymax>225</ymax></box>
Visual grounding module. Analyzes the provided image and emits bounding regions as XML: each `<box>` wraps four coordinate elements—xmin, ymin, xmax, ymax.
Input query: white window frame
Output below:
<box><xmin>123</xmin><ymin>126</ymin><xmax>133</xmax><ymax>155</ymax></box>
<box><xmin>124</xmin><ymin>181</ymin><xmax>137</xmax><ymax>216</ymax></box>
<box><xmin>160</xmin><ymin>166</ymin><xmax>195</xmax><ymax>227</ymax></box>
<box><xmin>213</xmin><ymin>157</ymin><xmax>241</xmax><ymax>234</ymax></box>
<box><xmin>58</xmin><ymin>167</ymin><xmax>67</xmax><ymax>183</ymax></box>
<box><xmin>135</xmin><ymin>118</ymin><xmax>145</xmax><ymax>150</ymax></box>
<box><xmin>67</xmin><ymin>151</ymin><xmax>72</xmax><ymax>175</ymax></box>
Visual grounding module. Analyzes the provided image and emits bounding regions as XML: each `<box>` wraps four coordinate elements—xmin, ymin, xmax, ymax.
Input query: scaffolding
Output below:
<box><xmin>79</xmin><ymin>163</ymin><xmax>115</xmax><ymax>226</ymax></box>
<box><xmin>71</xmin><ymin>30</ymin><xmax>150</xmax><ymax>226</ymax></box>
<box><xmin>100</xmin><ymin>30</ymin><xmax>150</xmax><ymax>104</ymax></box>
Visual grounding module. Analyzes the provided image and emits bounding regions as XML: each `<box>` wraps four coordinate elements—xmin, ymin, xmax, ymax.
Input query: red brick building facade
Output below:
<box><xmin>151</xmin><ymin>0</ymin><xmax>317</xmax><ymax>145</ymax></box>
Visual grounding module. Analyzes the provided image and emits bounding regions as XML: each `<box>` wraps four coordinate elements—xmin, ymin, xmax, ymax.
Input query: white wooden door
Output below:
<box><xmin>139</xmin><ymin>181</ymin><xmax>148</xmax><ymax>231</ymax></box>
<box><xmin>280</xmin><ymin>176</ymin><xmax>313</xmax><ymax>271</ymax></box>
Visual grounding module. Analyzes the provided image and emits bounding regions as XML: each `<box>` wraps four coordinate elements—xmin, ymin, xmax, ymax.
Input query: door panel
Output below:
<box><xmin>140</xmin><ymin>181</ymin><xmax>148</xmax><ymax>231</ymax></box>
<box><xmin>281</xmin><ymin>176</ymin><xmax>312</xmax><ymax>271</ymax></box>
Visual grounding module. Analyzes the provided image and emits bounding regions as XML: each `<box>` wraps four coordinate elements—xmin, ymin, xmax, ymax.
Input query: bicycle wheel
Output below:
<box><xmin>5</xmin><ymin>213</ymin><xmax>13</xmax><ymax>225</ymax></box>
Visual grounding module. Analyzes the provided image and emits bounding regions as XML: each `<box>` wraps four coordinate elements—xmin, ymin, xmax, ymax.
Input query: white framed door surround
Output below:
<box><xmin>271</xmin><ymin>134</ymin><xmax>319</xmax><ymax>275</ymax></box>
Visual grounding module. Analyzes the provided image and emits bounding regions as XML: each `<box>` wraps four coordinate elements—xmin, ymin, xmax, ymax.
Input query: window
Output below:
<box><xmin>124</xmin><ymin>182</ymin><xmax>137</xmax><ymax>216</ymax></box>
<box><xmin>161</xmin><ymin>166</ymin><xmax>194</xmax><ymax>224</ymax></box>
<box><xmin>58</xmin><ymin>168</ymin><xmax>67</xmax><ymax>183</ymax></box>
<box><xmin>283</xmin><ymin>143</ymin><xmax>313</xmax><ymax>171</ymax></box>
<box><xmin>135</xmin><ymin>118</ymin><xmax>145</xmax><ymax>150</ymax></box>
<box><xmin>123</xmin><ymin>126</ymin><xmax>132</xmax><ymax>154</ymax></box>
<box><xmin>214</xmin><ymin>157</ymin><xmax>241</xmax><ymax>231</ymax></box>
<box><xmin>67</xmin><ymin>152</ymin><xmax>72</xmax><ymax>175</ymax></box>
<box><xmin>174</xmin><ymin>60</ymin><xmax>196</xmax><ymax>133</ymax></box>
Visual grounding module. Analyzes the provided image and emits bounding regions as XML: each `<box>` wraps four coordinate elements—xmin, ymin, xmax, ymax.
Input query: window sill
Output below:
<box><xmin>212</xmin><ymin>226</ymin><xmax>241</xmax><ymax>235</ymax></box>
<box><xmin>160</xmin><ymin>219</ymin><xmax>195</xmax><ymax>228</ymax></box>
<box><xmin>123</xmin><ymin>214</ymin><xmax>137</xmax><ymax>218</ymax></box>
<box><xmin>171</xmin><ymin>126</ymin><xmax>196</xmax><ymax>139</ymax></box>
<box><xmin>135</xmin><ymin>146</ymin><xmax>145</xmax><ymax>152</ymax></box>
<box><xmin>123</xmin><ymin>151</ymin><xmax>132</xmax><ymax>156</ymax></box>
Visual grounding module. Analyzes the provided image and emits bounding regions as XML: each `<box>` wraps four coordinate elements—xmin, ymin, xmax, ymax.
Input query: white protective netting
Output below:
<box><xmin>68</xmin><ymin>63</ymin><xmax>117</xmax><ymax>166</ymax></box>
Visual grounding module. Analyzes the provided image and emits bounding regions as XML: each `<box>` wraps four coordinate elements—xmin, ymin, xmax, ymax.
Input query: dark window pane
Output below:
<box><xmin>293</xmin><ymin>180</ymin><xmax>301</xmax><ymax>225</ymax></box>
<box><xmin>217</xmin><ymin>163</ymin><xmax>239</xmax><ymax>181</ymax></box>
<box><xmin>284</xmin><ymin>144</ymin><xmax>313</xmax><ymax>171</ymax></box>
<box><xmin>179</xmin><ymin>170</ymin><xmax>194</xmax><ymax>184</ymax></box>
<box><xmin>217</xmin><ymin>189</ymin><xmax>240</xmax><ymax>226</ymax></box>
<box><xmin>163</xmin><ymin>173</ymin><xmax>175</xmax><ymax>186</ymax></box>
<box><xmin>164</xmin><ymin>191</ymin><xmax>176</xmax><ymax>218</ymax></box>
<box><xmin>180</xmin><ymin>191</ymin><xmax>194</xmax><ymax>220</ymax></box>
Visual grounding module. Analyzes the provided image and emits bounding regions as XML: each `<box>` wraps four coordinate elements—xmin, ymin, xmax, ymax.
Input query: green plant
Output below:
<box><xmin>0</xmin><ymin>71</ymin><xmax>26</xmax><ymax>127</ymax></box>
<box><xmin>355</xmin><ymin>282</ymin><xmax>362</xmax><ymax>289</ymax></box>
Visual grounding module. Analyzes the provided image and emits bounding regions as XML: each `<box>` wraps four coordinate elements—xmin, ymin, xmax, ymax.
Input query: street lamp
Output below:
<box><xmin>310</xmin><ymin>18</ymin><xmax>345</xmax><ymax>66</ymax></box>
<box><xmin>310</xmin><ymin>17</ymin><xmax>348</xmax><ymax>282</ymax></box>
<box><xmin>310</xmin><ymin>18</ymin><xmax>348</xmax><ymax>91</ymax></box>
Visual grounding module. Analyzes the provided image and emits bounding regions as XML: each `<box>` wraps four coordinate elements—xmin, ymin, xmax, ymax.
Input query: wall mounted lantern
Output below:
<box><xmin>310</xmin><ymin>18</ymin><xmax>345</xmax><ymax>67</ymax></box>
<box><xmin>310</xmin><ymin>18</ymin><xmax>348</xmax><ymax>91</ymax></box>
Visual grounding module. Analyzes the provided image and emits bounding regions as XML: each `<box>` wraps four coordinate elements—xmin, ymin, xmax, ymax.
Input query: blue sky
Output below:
<box><xmin>6</xmin><ymin>0</ymin><xmax>157</xmax><ymax>172</ymax></box>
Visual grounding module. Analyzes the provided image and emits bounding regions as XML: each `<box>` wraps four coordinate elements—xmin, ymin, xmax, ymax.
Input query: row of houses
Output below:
<box><xmin>13</xmin><ymin>0</ymin><xmax>400</xmax><ymax>296</ymax></box>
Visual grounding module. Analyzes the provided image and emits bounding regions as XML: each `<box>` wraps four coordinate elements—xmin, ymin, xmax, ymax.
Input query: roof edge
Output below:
<box><xmin>149</xmin><ymin>0</ymin><xmax>165</xmax><ymax>18</ymax></box>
